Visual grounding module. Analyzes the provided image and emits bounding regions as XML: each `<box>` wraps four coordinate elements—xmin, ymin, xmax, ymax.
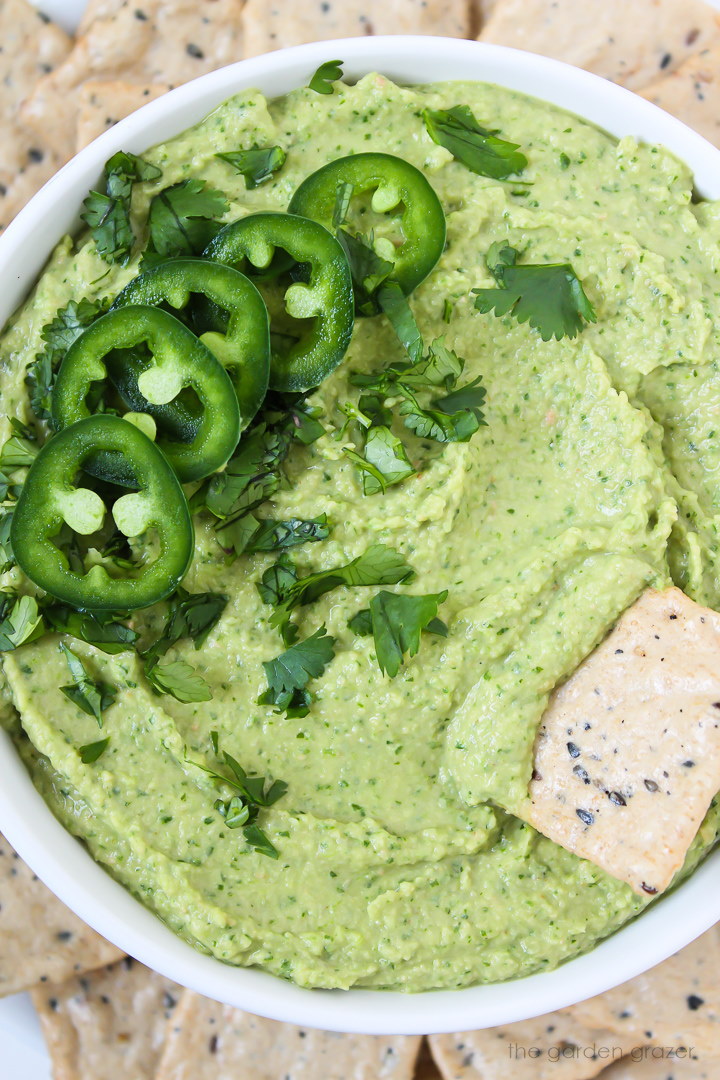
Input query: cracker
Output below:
<box><xmin>597</xmin><ymin>1053</ymin><xmax>719</xmax><ymax>1078</ymax></box>
<box><xmin>0</xmin><ymin>0</ymin><xmax>72</xmax><ymax>230</ymax></box>
<box><xmin>428</xmin><ymin>1011</ymin><xmax>641</xmax><ymax>1080</ymax></box>
<box><xmin>155</xmin><ymin>990</ymin><xmax>422</xmax><ymax>1079</ymax></box>
<box><xmin>242</xmin><ymin>0</ymin><xmax>470</xmax><ymax>58</ymax></box>
<box><xmin>77</xmin><ymin>0</ymin><xmax>128</xmax><ymax>36</ymax></box>
<box><xmin>76</xmin><ymin>80</ymin><xmax>171</xmax><ymax>151</ymax></box>
<box><xmin>20</xmin><ymin>0</ymin><xmax>245</xmax><ymax>169</ymax></box>
<box><xmin>522</xmin><ymin>587</ymin><xmax>720</xmax><ymax>896</ymax></box>
<box><xmin>32</xmin><ymin>956</ymin><xmax>181</xmax><ymax>1080</ymax></box>
<box><xmin>564</xmin><ymin>925</ymin><xmax>720</xmax><ymax>1059</ymax></box>
<box><xmin>640</xmin><ymin>47</ymin><xmax>720</xmax><ymax>149</ymax></box>
<box><xmin>478</xmin><ymin>0</ymin><xmax>720</xmax><ymax>90</ymax></box>
<box><xmin>0</xmin><ymin>833</ymin><xmax>123</xmax><ymax>996</ymax></box>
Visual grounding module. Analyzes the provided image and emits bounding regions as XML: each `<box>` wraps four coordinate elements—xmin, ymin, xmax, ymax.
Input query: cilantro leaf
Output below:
<box><xmin>144</xmin><ymin>179</ymin><xmax>229</xmax><ymax>263</ymax></box>
<box><xmin>259</xmin><ymin>626</ymin><xmax>336</xmax><ymax>716</ymax></box>
<box><xmin>423</xmin><ymin>105</ymin><xmax>527</xmax><ymax>180</ymax></box>
<box><xmin>336</xmin><ymin>229</ymin><xmax>394</xmax><ymax>314</ymax></box>
<box><xmin>377</xmin><ymin>282</ymin><xmax>423</xmax><ymax>363</ymax></box>
<box><xmin>257</xmin><ymin>553</ymin><xmax>298</xmax><ymax>609</ymax></box>
<box><xmin>400</xmin><ymin>375</ymin><xmax>487</xmax><ymax>444</ymax></box>
<box><xmin>0</xmin><ymin>595</ymin><xmax>43</xmax><ymax>651</ymax></box>
<box><xmin>367</xmin><ymin>589</ymin><xmax>448</xmax><ymax>677</ymax></box>
<box><xmin>142</xmin><ymin>587</ymin><xmax>228</xmax><ymax>672</ymax></box>
<box><xmin>45</xmin><ymin>605</ymin><xmax>138</xmax><ymax>654</ymax></box>
<box><xmin>26</xmin><ymin>297</ymin><xmax>109</xmax><ymax>421</ymax></box>
<box><xmin>308</xmin><ymin>59</ymin><xmax>343</xmax><ymax>94</ymax></box>
<box><xmin>0</xmin><ymin>436</ymin><xmax>38</xmax><ymax>470</ymax></box>
<box><xmin>216</xmin><ymin>146</ymin><xmax>286</xmax><ymax>189</ymax></box>
<box><xmin>191</xmin><ymin>734</ymin><xmax>287</xmax><ymax>859</ymax></box>
<box><xmin>78</xmin><ymin>738</ymin><xmax>110</xmax><ymax>764</ymax></box>
<box><xmin>81</xmin><ymin>151</ymin><xmax>161</xmax><ymax>263</ymax></box>
<box><xmin>472</xmin><ymin>244</ymin><xmax>597</xmax><ymax>340</ymax></box>
<box><xmin>59</xmin><ymin>643</ymin><xmax>116</xmax><ymax>725</ymax></box>
<box><xmin>347</xmin><ymin>608</ymin><xmax>373</xmax><ymax>636</ymax></box>
<box><xmin>344</xmin><ymin>425</ymin><xmax>415</xmax><ymax>495</ymax></box>
<box><xmin>233</xmin><ymin>515</ymin><xmax>331</xmax><ymax>555</ymax></box>
<box><xmin>332</xmin><ymin>181</ymin><xmax>354</xmax><ymax>227</ymax></box>
<box><xmin>144</xmin><ymin>659</ymin><xmax>213</xmax><ymax>704</ymax></box>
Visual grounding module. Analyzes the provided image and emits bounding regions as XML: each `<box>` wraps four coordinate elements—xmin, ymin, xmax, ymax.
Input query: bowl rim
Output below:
<box><xmin>0</xmin><ymin>34</ymin><xmax>719</xmax><ymax>1036</ymax></box>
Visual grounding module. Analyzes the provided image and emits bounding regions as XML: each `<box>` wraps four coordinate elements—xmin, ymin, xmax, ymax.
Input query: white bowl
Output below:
<box><xmin>1</xmin><ymin>35</ymin><xmax>719</xmax><ymax>1037</ymax></box>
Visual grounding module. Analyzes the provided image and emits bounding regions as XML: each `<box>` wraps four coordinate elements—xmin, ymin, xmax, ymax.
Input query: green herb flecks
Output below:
<box><xmin>142</xmin><ymin>179</ymin><xmax>229</xmax><ymax>267</ymax></box>
<box><xmin>59</xmin><ymin>643</ymin><xmax>116</xmax><ymax>725</ymax></box>
<box><xmin>81</xmin><ymin>151</ymin><xmax>162</xmax><ymax>264</ymax></box>
<box><xmin>216</xmin><ymin>146</ymin><xmax>286</xmax><ymax>189</ymax></box>
<box><xmin>78</xmin><ymin>738</ymin><xmax>110</xmax><ymax>764</ymax></box>
<box><xmin>472</xmin><ymin>242</ymin><xmax>597</xmax><ymax>341</ymax></box>
<box><xmin>26</xmin><ymin>298</ymin><xmax>109</xmax><ymax>422</ymax></box>
<box><xmin>192</xmin><ymin>734</ymin><xmax>288</xmax><ymax>859</ymax></box>
<box><xmin>308</xmin><ymin>59</ymin><xmax>343</xmax><ymax>95</ymax></box>
<box><xmin>423</xmin><ymin>105</ymin><xmax>527</xmax><ymax>180</ymax></box>
<box><xmin>259</xmin><ymin>626</ymin><xmax>336</xmax><ymax>717</ymax></box>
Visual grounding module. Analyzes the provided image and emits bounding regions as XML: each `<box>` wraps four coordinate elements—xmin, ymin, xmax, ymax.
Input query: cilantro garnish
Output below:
<box><xmin>0</xmin><ymin>594</ymin><xmax>43</xmax><ymax>651</ymax></box>
<box><xmin>308</xmin><ymin>59</ymin><xmax>343</xmax><ymax>94</ymax></box>
<box><xmin>332</xmin><ymin>181</ymin><xmax>354</xmax><ymax>228</ymax></box>
<box><xmin>144</xmin><ymin>659</ymin><xmax>212</xmax><ymax>704</ymax></box>
<box><xmin>26</xmin><ymin>298</ymin><xmax>109</xmax><ymax>421</ymax></box>
<box><xmin>336</xmin><ymin>229</ymin><xmax>394</xmax><ymax>315</ymax></box>
<box><xmin>191</xmin><ymin>733</ymin><xmax>288</xmax><ymax>859</ymax></box>
<box><xmin>219</xmin><ymin>514</ymin><xmax>331</xmax><ymax>557</ymax></box>
<box><xmin>260</xmin><ymin>544</ymin><xmax>414</xmax><ymax>644</ymax></box>
<box><xmin>142</xmin><ymin>179</ymin><xmax>229</xmax><ymax>266</ymax></box>
<box><xmin>344</xmin><ymin>426</ymin><xmax>414</xmax><ymax>496</ymax></box>
<box><xmin>81</xmin><ymin>151</ymin><xmax>161</xmax><ymax>264</ymax></box>
<box><xmin>216</xmin><ymin>146</ymin><xmax>286</xmax><ymax>189</ymax></box>
<box><xmin>59</xmin><ymin>643</ymin><xmax>116</xmax><ymax>725</ymax></box>
<box><xmin>258</xmin><ymin>626</ymin><xmax>336</xmax><ymax>717</ymax></box>
<box><xmin>422</xmin><ymin>105</ymin><xmax>527</xmax><ymax>180</ymax></box>
<box><xmin>45</xmin><ymin>605</ymin><xmax>138</xmax><ymax>655</ymax></box>
<box><xmin>78</xmin><ymin>738</ymin><xmax>110</xmax><ymax>764</ymax></box>
<box><xmin>355</xmin><ymin>590</ymin><xmax>448</xmax><ymax>677</ymax></box>
<box><xmin>472</xmin><ymin>242</ymin><xmax>597</xmax><ymax>341</ymax></box>
<box><xmin>0</xmin><ymin>435</ymin><xmax>38</xmax><ymax>471</ymax></box>
<box><xmin>376</xmin><ymin>282</ymin><xmax>423</xmax><ymax>363</ymax></box>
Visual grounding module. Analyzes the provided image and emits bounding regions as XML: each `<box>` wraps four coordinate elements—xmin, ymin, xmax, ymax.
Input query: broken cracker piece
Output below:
<box><xmin>155</xmin><ymin>990</ymin><xmax>422</xmax><ymax>1079</ymax></box>
<box><xmin>523</xmin><ymin>587</ymin><xmax>720</xmax><ymax>896</ymax></box>
<box><xmin>478</xmin><ymin>0</ymin><xmax>720</xmax><ymax>90</ymax></box>
<box><xmin>640</xmin><ymin>46</ymin><xmax>720</xmax><ymax>149</ymax></box>
<box><xmin>429</xmin><ymin>1011</ymin><xmax>641</xmax><ymax>1080</ymax></box>
<box><xmin>563</xmin><ymin>925</ymin><xmax>720</xmax><ymax>1060</ymax></box>
<box><xmin>242</xmin><ymin>0</ymin><xmax>470</xmax><ymax>58</ymax></box>
<box><xmin>33</xmin><ymin>956</ymin><xmax>181</xmax><ymax>1080</ymax></box>
<box><xmin>0</xmin><ymin>833</ymin><xmax>123</xmax><ymax>996</ymax></box>
<box><xmin>20</xmin><ymin>0</ymin><xmax>245</xmax><ymax>171</ymax></box>
<box><xmin>76</xmin><ymin>80</ymin><xmax>171</xmax><ymax>151</ymax></box>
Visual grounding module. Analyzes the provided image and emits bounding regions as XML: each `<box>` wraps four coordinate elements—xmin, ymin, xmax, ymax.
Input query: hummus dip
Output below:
<box><xmin>1</xmin><ymin>74</ymin><xmax>719</xmax><ymax>992</ymax></box>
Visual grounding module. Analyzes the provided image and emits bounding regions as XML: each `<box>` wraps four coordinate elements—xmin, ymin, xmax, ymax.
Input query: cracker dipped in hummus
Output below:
<box><xmin>1</xmin><ymin>53</ymin><xmax>720</xmax><ymax>999</ymax></box>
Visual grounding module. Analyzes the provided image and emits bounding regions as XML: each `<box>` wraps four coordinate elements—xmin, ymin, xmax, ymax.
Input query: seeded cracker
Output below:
<box><xmin>428</xmin><ymin>1012</ymin><xmax>640</xmax><ymax>1080</ymax></box>
<box><xmin>0</xmin><ymin>0</ymin><xmax>72</xmax><ymax>230</ymax></box>
<box><xmin>241</xmin><ymin>0</ymin><xmax>470</xmax><ymax>58</ymax></box>
<box><xmin>640</xmin><ymin>47</ymin><xmax>720</xmax><ymax>149</ymax></box>
<box><xmin>75</xmin><ymin>80</ymin><xmax>171</xmax><ymax>152</ymax></box>
<box><xmin>0</xmin><ymin>834</ymin><xmax>123</xmax><ymax>996</ymax></box>
<box><xmin>154</xmin><ymin>990</ymin><xmax>422</xmax><ymax>1079</ymax></box>
<box><xmin>478</xmin><ymin>0</ymin><xmax>720</xmax><ymax>90</ymax></box>
<box><xmin>522</xmin><ymin>587</ymin><xmax>720</xmax><ymax>896</ymax></box>
<box><xmin>20</xmin><ymin>0</ymin><xmax>245</xmax><ymax>177</ymax></box>
<box><xmin>597</xmin><ymin>1054</ymin><xmax>719</xmax><ymax>1078</ymax></box>
<box><xmin>32</xmin><ymin>957</ymin><xmax>181</xmax><ymax>1080</ymax></box>
<box><xmin>563</xmin><ymin>925</ymin><xmax>720</xmax><ymax>1060</ymax></box>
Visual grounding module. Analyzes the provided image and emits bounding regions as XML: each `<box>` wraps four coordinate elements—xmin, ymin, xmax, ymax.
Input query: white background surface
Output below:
<box><xmin>7</xmin><ymin>0</ymin><xmax>720</xmax><ymax>1076</ymax></box>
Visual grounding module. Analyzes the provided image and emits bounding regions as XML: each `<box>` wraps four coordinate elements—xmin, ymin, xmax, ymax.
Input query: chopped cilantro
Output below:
<box><xmin>336</xmin><ymin>228</ymin><xmax>394</xmax><ymax>314</ymax></box>
<box><xmin>308</xmin><ymin>59</ymin><xmax>343</xmax><ymax>94</ymax></box>
<box><xmin>142</xmin><ymin>587</ymin><xmax>227</xmax><ymax>669</ymax></box>
<box><xmin>144</xmin><ymin>659</ymin><xmax>212</xmax><ymax>704</ymax></box>
<box><xmin>78</xmin><ymin>738</ymin><xmax>110</xmax><ymax>764</ymax></box>
<box><xmin>45</xmin><ymin>605</ymin><xmax>138</xmax><ymax>654</ymax></box>
<box><xmin>472</xmin><ymin>243</ymin><xmax>597</xmax><ymax>341</ymax></box>
<box><xmin>259</xmin><ymin>626</ymin><xmax>336</xmax><ymax>717</ymax></box>
<box><xmin>220</xmin><ymin>514</ymin><xmax>331</xmax><ymax>557</ymax></box>
<box><xmin>332</xmin><ymin>181</ymin><xmax>354</xmax><ymax>227</ymax></box>
<box><xmin>0</xmin><ymin>436</ymin><xmax>38</xmax><ymax>470</ymax></box>
<box><xmin>0</xmin><ymin>594</ymin><xmax>43</xmax><ymax>651</ymax></box>
<box><xmin>59</xmin><ymin>643</ymin><xmax>116</xmax><ymax>725</ymax></box>
<box><xmin>143</xmin><ymin>179</ymin><xmax>229</xmax><ymax>266</ymax></box>
<box><xmin>216</xmin><ymin>146</ymin><xmax>286</xmax><ymax>189</ymax></box>
<box><xmin>422</xmin><ymin>105</ymin><xmax>527</xmax><ymax>180</ymax></box>
<box><xmin>344</xmin><ymin>425</ymin><xmax>414</xmax><ymax>495</ymax></box>
<box><xmin>377</xmin><ymin>282</ymin><xmax>423</xmax><ymax>363</ymax></box>
<box><xmin>81</xmin><ymin>151</ymin><xmax>161</xmax><ymax>264</ymax></box>
<box><xmin>367</xmin><ymin>590</ymin><xmax>448</xmax><ymax>677</ymax></box>
<box><xmin>26</xmin><ymin>298</ymin><xmax>108</xmax><ymax>421</ymax></box>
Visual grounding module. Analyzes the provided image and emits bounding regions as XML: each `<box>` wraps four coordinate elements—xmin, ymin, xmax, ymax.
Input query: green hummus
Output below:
<box><xmin>1</xmin><ymin>74</ymin><xmax>719</xmax><ymax>992</ymax></box>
